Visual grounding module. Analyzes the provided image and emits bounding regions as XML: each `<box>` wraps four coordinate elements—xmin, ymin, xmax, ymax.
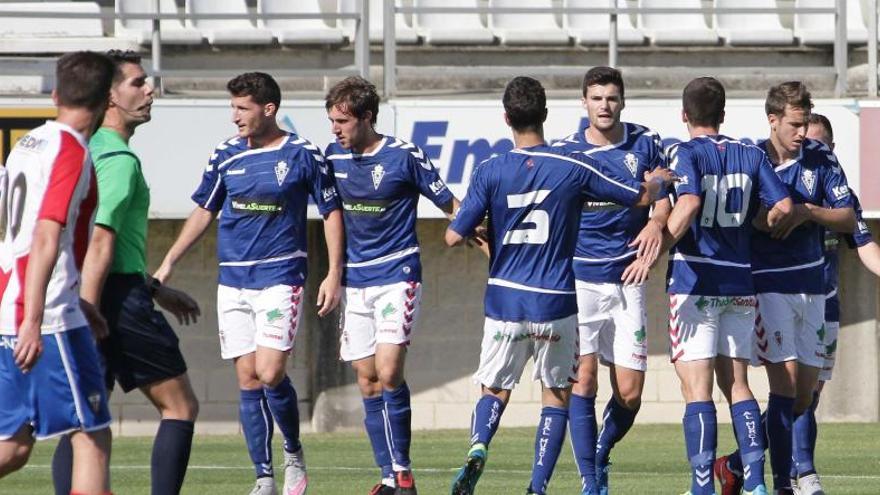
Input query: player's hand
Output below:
<box><xmin>317</xmin><ymin>270</ymin><xmax>342</xmax><ymax>317</ymax></box>
<box><xmin>80</xmin><ymin>298</ymin><xmax>109</xmax><ymax>340</ymax></box>
<box><xmin>466</xmin><ymin>226</ymin><xmax>491</xmax><ymax>259</ymax></box>
<box><xmin>644</xmin><ymin>167</ymin><xmax>678</xmax><ymax>187</ymax></box>
<box><xmin>770</xmin><ymin>203</ymin><xmax>811</xmax><ymax>239</ymax></box>
<box><xmin>154</xmin><ymin>285</ymin><xmax>201</xmax><ymax>326</ymax></box>
<box><xmin>621</xmin><ymin>257</ymin><xmax>652</xmax><ymax>286</ymax></box>
<box><xmin>752</xmin><ymin>206</ymin><xmax>771</xmax><ymax>232</ymax></box>
<box><xmin>630</xmin><ymin>219</ymin><xmax>663</xmax><ymax>266</ymax></box>
<box><xmin>13</xmin><ymin>321</ymin><xmax>43</xmax><ymax>373</ymax></box>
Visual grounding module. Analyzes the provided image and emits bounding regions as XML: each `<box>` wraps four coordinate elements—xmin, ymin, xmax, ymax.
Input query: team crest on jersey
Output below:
<box><xmin>274</xmin><ymin>160</ymin><xmax>289</xmax><ymax>186</ymax></box>
<box><xmin>801</xmin><ymin>168</ymin><xmax>816</xmax><ymax>195</ymax></box>
<box><xmin>623</xmin><ymin>153</ymin><xmax>639</xmax><ymax>177</ymax></box>
<box><xmin>371</xmin><ymin>164</ymin><xmax>385</xmax><ymax>190</ymax></box>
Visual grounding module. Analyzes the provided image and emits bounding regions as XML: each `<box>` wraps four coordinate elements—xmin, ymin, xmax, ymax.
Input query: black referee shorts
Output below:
<box><xmin>99</xmin><ymin>273</ymin><xmax>188</xmax><ymax>393</ymax></box>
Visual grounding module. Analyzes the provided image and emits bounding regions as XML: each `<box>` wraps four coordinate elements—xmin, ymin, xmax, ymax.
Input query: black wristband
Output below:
<box><xmin>148</xmin><ymin>277</ymin><xmax>162</xmax><ymax>297</ymax></box>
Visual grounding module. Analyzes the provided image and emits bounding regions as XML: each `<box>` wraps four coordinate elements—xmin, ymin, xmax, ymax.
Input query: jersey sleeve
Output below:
<box><xmin>647</xmin><ymin>130</ymin><xmax>668</xmax><ymax>171</ymax></box>
<box><xmin>755</xmin><ymin>151</ymin><xmax>790</xmax><ymax>207</ymax></box>
<box><xmin>93</xmin><ymin>152</ymin><xmax>138</xmax><ymax>232</ymax></box>
<box><xmin>449</xmin><ymin>162</ymin><xmax>491</xmax><ymax>237</ymax></box>
<box><xmin>304</xmin><ymin>147</ymin><xmax>340</xmax><ymax>217</ymax></box>
<box><xmin>844</xmin><ymin>193</ymin><xmax>873</xmax><ymax>248</ymax></box>
<box><xmin>571</xmin><ymin>152</ymin><xmax>642</xmax><ymax>207</ymax></box>
<box><xmin>821</xmin><ymin>153</ymin><xmax>854</xmax><ymax>209</ymax></box>
<box><xmin>407</xmin><ymin>147</ymin><xmax>454</xmax><ymax>208</ymax></box>
<box><xmin>668</xmin><ymin>144</ymin><xmax>700</xmax><ymax>198</ymax></box>
<box><xmin>190</xmin><ymin>146</ymin><xmax>228</xmax><ymax>212</ymax></box>
<box><xmin>38</xmin><ymin>131</ymin><xmax>86</xmax><ymax>226</ymax></box>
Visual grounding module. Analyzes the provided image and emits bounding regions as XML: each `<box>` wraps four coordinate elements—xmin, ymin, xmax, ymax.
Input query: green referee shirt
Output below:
<box><xmin>89</xmin><ymin>127</ymin><xmax>150</xmax><ymax>275</ymax></box>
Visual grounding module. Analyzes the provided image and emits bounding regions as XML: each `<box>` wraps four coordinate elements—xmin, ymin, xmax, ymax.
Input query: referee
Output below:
<box><xmin>52</xmin><ymin>50</ymin><xmax>201</xmax><ymax>495</ymax></box>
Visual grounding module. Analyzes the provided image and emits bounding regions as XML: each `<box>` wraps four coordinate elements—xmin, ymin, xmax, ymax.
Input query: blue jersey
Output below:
<box><xmin>191</xmin><ymin>133</ymin><xmax>340</xmax><ymax>289</ymax></box>
<box><xmin>326</xmin><ymin>136</ymin><xmax>454</xmax><ymax>288</ymax></box>
<box><xmin>823</xmin><ymin>192</ymin><xmax>872</xmax><ymax>322</ymax></box>
<box><xmin>552</xmin><ymin>123</ymin><xmax>666</xmax><ymax>282</ymax></box>
<box><xmin>751</xmin><ymin>139</ymin><xmax>853</xmax><ymax>294</ymax></box>
<box><xmin>667</xmin><ymin>135</ymin><xmax>789</xmax><ymax>296</ymax></box>
<box><xmin>449</xmin><ymin>144</ymin><xmax>642</xmax><ymax>322</ymax></box>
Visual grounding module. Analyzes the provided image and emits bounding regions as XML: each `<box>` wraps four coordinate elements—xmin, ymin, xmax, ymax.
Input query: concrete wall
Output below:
<box><xmin>109</xmin><ymin>219</ymin><xmax>880</xmax><ymax>436</ymax></box>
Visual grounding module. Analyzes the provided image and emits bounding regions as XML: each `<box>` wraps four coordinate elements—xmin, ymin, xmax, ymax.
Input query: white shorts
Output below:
<box><xmin>818</xmin><ymin>321</ymin><xmax>839</xmax><ymax>381</ymax></box>
<box><xmin>753</xmin><ymin>293</ymin><xmax>825</xmax><ymax>368</ymax></box>
<box><xmin>217</xmin><ymin>284</ymin><xmax>304</xmax><ymax>360</ymax></box>
<box><xmin>339</xmin><ymin>281</ymin><xmax>421</xmax><ymax>362</ymax></box>
<box><xmin>576</xmin><ymin>281</ymin><xmax>647</xmax><ymax>371</ymax></box>
<box><xmin>473</xmin><ymin>315</ymin><xmax>578</xmax><ymax>390</ymax></box>
<box><xmin>668</xmin><ymin>294</ymin><xmax>757</xmax><ymax>362</ymax></box>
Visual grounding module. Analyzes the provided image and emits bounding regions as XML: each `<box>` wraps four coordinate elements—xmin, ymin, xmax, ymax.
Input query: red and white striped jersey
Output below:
<box><xmin>0</xmin><ymin>121</ymin><xmax>97</xmax><ymax>335</ymax></box>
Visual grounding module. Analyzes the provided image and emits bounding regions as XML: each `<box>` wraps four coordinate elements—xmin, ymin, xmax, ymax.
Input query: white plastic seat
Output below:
<box><xmin>116</xmin><ymin>0</ymin><xmax>203</xmax><ymax>45</ymax></box>
<box><xmin>414</xmin><ymin>0</ymin><xmax>495</xmax><ymax>45</ymax></box>
<box><xmin>489</xmin><ymin>0</ymin><xmax>570</xmax><ymax>45</ymax></box>
<box><xmin>638</xmin><ymin>0</ymin><xmax>719</xmax><ymax>45</ymax></box>
<box><xmin>563</xmin><ymin>0</ymin><xmax>644</xmax><ymax>45</ymax></box>
<box><xmin>794</xmin><ymin>0</ymin><xmax>868</xmax><ymax>45</ymax></box>
<box><xmin>714</xmin><ymin>0</ymin><xmax>793</xmax><ymax>46</ymax></box>
<box><xmin>188</xmin><ymin>0</ymin><xmax>274</xmax><ymax>45</ymax></box>
<box><xmin>338</xmin><ymin>0</ymin><xmax>419</xmax><ymax>44</ymax></box>
<box><xmin>258</xmin><ymin>0</ymin><xmax>344</xmax><ymax>45</ymax></box>
<box><xmin>0</xmin><ymin>2</ymin><xmax>139</xmax><ymax>52</ymax></box>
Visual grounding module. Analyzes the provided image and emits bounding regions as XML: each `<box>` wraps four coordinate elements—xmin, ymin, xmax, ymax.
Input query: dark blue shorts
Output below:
<box><xmin>0</xmin><ymin>326</ymin><xmax>112</xmax><ymax>440</ymax></box>
<box><xmin>99</xmin><ymin>273</ymin><xmax>188</xmax><ymax>393</ymax></box>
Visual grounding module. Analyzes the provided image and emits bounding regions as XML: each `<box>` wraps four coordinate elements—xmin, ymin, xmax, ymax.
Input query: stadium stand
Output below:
<box><xmin>795</xmin><ymin>0</ymin><xmax>869</xmax><ymax>44</ymax></box>
<box><xmin>413</xmin><ymin>0</ymin><xmax>495</xmax><ymax>45</ymax></box>
<box><xmin>115</xmin><ymin>0</ymin><xmax>202</xmax><ymax>45</ymax></box>
<box><xmin>637</xmin><ymin>0</ymin><xmax>719</xmax><ymax>45</ymax></box>
<box><xmin>258</xmin><ymin>0</ymin><xmax>346</xmax><ymax>45</ymax></box>
<box><xmin>714</xmin><ymin>0</ymin><xmax>795</xmax><ymax>46</ymax></box>
<box><xmin>339</xmin><ymin>0</ymin><xmax>419</xmax><ymax>44</ymax></box>
<box><xmin>0</xmin><ymin>1</ymin><xmax>136</xmax><ymax>53</ymax></box>
<box><xmin>563</xmin><ymin>0</ymin><xmax>645</xmax><ymax>46</ymax></box>
<box><xmin>188</xmin><ymin>0</ymin><xmax>273</xmax><ymax>45</ymax></box>
<box><xmin>488</xmin><ymin>0</ymin><xmax>571</xmax><ymax>45</ymax></box>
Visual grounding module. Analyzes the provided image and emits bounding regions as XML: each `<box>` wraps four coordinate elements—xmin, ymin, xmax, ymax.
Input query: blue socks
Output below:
<box><xmin>152</xmin><ymin>419</ymin><xmax>195</xmax><ymax>494</ymax></box>
<box><xmin>596</xmin><ymin>396</ymin><xmax>639</xmax><ymax>466</ymax></box>
<box><xmin>364</xmin><ymin>396</ymin><xmax>394</xmax><ymax>481</ymax></box>
<box><xmin>383</xmin><ymin>383</ymin><xmax>412</xmax><ymax>471</ymax></box>
<box><xmin>792</xmin><ymin>390</ymin><xmax>820</xmax><ymax>478</ymax></box>
<box><xmin>731</xmin><ymin>400</ymin><xmax>766</xmax><ymax>491</ymax></box>
<box><xmin>766</xmin><ymin>393</ymin><xmax>795</xmax><ymax>490</ymax></box>
<box><xmin>263</xmin><ymin>376</ymin><xmax>302</xmax><ymax>454</ymax></box>
<box><xmin>569</xmin><ymin>394</ymin><xmax>597</xmax><ymax>493</ymax></box>
<box><xmin>529</xmin><ymin>406</ymin><xmax>569</xmax><ymax>495</ymax></box>
<box><xmin>683</xmin><ymin>401</ymin><xmax>717</xmax><ymax>495</ymax></box>
<box><xmin>471</xmin><ymin>394</ymin><xmax>505</xmax><ymax>447</ymax></box>
<box><xmin>240</xmin><ymin>388</ymin><xmax>274</xmax><ymax>478</ymax></box>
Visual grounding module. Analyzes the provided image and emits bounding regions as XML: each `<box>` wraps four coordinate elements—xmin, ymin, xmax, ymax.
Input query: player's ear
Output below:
<box><xmin>362</xmin><ymin>110</ymin><xmax>373</xmax><ymax>125</ymax></box>
<box><xmin>503</xmin><ymin>112</ymin><xmax>511</xmax><ymax>127</ymax></box>
<box><xmin>51</xmin><ymin>89</ymin><xmax>59</xmax><ymax>106</ymax></box>
<box><xmin>263</xmin><ymin>102</ymin><xmax>277</xmax><ymax>118</ymax></box>
<box><xmin>680</xmin><ymin>109</ymin><xmax>688</xmax><ymax>124</ymax></box>
<box><xmin>718</xmin><ymin>110</ymin><xmax>725</xmax><ymax>125</ymax></box>
<box><xmin>541</xmin><ymin>107</ymin><xmax>548</xmax><ymax>123</ymax></box>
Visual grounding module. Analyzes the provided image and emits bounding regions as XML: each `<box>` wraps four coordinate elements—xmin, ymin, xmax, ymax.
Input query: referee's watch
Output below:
<box><xmin>148</xmin><ymin>277</ymin><xmax>162</xmax><ymax>297</ymax></box>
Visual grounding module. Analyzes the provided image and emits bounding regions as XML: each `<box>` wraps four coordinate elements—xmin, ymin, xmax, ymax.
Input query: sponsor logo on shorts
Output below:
<box><xmin>492</xmin><ymin>331</ymin><xmax>561</xmax><ymax>343</ymax></box>
<box><xmin>774</xmin><ymin>331</ymin><xmax>783</xmax><ymax>347</ymax></box>
<box><xmin>695</xmin><ymin>295</ymin><xmax>755</xmax><ymax>311</ymax></box>
<box><xmin>381</xmin><ymin>302</ymin><xmax>397</xmax><ymax>319</ymax></box>
<box><xmin>634</xmin><ymin>326</ymin><xmax>646</xmax><ymax>344</ymax></box>
<box><xmin>631</xmin><ymin>353</ymin><xmax>647</xmax><ymax>362</ymax></box>
<box><xmin>262</xmin><ymin>332</ymin><xmax>283</xmax><ymax>341</ymax></box>
<box><xmin>816</xmin><ymin>323</ymin><xmax>826</xmax><ymax>342</ymax></box>
<box><xmin>266</xmin><ymin>308</ymin><xmax>284</xmax><ymax>323</ymax></box>
<box><xmin>88</xmin><ymin>392</ymin><xmax>103</xmax><ymax>414</ymax></box>
<box><xmin>825</xmin><ymin>339</ymin><xmax>837</xmax><ymax>356</ymax></box>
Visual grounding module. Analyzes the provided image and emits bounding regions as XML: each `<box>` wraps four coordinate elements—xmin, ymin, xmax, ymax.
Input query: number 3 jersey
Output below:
<box><xmin>667</xmin><ymin>135</ymin><xmax>789</xmax><ymax>297</ymax></box>
<box><xmin>449</xmin><ymin>144</ymin><xmax>642</xmax><ymax>322</ymax></box>
<box><xmin>1</xmin><ymin>121</ymin><xmax>97</xmax><ymax>335</ymax></box>
<box><xmin>325</xmin><ymin>136</ymin><xmax>454</xmax><ymax>288</ymax></box>
<box><xmin>191</xmin><ymin>133</ymin><xmax>340</xmax><ymax>289</ymax></box>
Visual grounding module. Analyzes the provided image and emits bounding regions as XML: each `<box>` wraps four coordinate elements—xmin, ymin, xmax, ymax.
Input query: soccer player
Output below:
<box><xmin>552</xmin><ymin>66</ymin><xmax>671</xmax><ymax>495</ymax></box>
<box><xmin>324</xmin><ymin>76</ymin><xmax>458</xmax><ymax>495</ymax></box>
<box><xmin>50</xmin><ymin>50</ymin><xmax>201</xmax><ymax>495</ymax></box>
<box><xmin>0</xmin><ymin>51</ymin><xmax>116</xmax><ymax>495</ymax></box>
<box><xmin>446</xmin><ymin>76</ymin><xmax>674</xmax><ymax>495</ymax></box>
<box><xmin>153</xmin><ymin>72</ymin><xmax>343</xmax><ymax>495</ymax></box>
<box><xmin>661</xmin><ymin>77</ymin><xmax>792</xmax><ymax>495</ymax></box>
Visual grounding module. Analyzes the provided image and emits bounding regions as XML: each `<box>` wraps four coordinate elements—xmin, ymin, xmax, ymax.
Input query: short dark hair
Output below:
<box><xmin>503</xmin><ymin>76</ymin><xmax>546</xmax><ymax>133</ymax></box>
<box><xmin>808</xmin><ymin>113</ymin><xmax>834</xmax><ymax>142</ymax></box>
<box><xmin>682</xmin><ymin>77</ymin><xmax>725</xmax><ymax>128</ymax></box>
<box><xmin>227</xmin><ymin>72</ymin><xmax>281</xmax><ymax>108</ymax></box>
<box><xmin>765</xmin><ymin>81</ymin><xmax>812</xmax><ymax>117</ymax></box>
<box><xmin>105</xmin><ymin>50</ymin><xmax>143</xmax><ymax>83</ymax></box>
<box><xmin>582</xmin><ymin>66</ymin><xmax>624</xmax><ymax>99</ymax></box>
<box><xmin>55</xmin><ymin>51</ymin><xmax>116</xmax><ymax>110</ymax></box>
<box><xmin>324</xmin><ymin>76</ymin><xmax>380</xmax><ymax>124</ymax></box>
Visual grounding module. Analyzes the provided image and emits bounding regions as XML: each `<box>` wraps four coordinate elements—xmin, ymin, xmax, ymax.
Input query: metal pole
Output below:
<box><xmin>355</xmin><ymin>0</ymin><xmax>370</xmax><ymax>79</ymax></box>
<box><xmin>384</xmin><ymin>0</ymin><xmax>397</xmax><ymax>97</ymax></box>
<box><xmin>869</xmin><ymin>0</ymin><xmax>878</xmax><ymax>97</ymax></box>
<box><xmin>151</xmin><ymin>0</ymin><xmax>163</xmax><ymax>94</ymax></box>
<box><xmin>608</xmin><ymin>0</ymin><xmax>618</xmax><ymax>68</ymax></box>
<box><xmin>833</xmin><ymin>0</ymin><xmax>847</xmax><ymax>97</ymax></box>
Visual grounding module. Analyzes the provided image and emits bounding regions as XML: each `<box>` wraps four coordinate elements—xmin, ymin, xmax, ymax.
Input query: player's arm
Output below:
<box><xmin>855</xmin><ymin>241</ymin><xmax>880</xmax><ymax>277</ymax></box>
<box><xmin>153</xmin><ymin>206</ymin><xmax>215</xmax><ymax>284</ymax></box>
<box><xmin>317</xmin><ymin>209</ymin><xmax>344</xmax><ymax>317</ymax></box>
<box><xmin>661</xmin><ymin>194</ymin><xmax>701</xmax><ymax>252</ymax></box>
<box><xmin>79</xmin><ymin>225</ymin><xmax>115</xmax><ymax>338</ymax></box>
<box><xmin>446</xmin><ymin>168</ymin><xmax>490</xmax><ymax>248</ymax></box>
<box><xmin>801</xmin><ymin>203</ymin><xmax>856</xmax><ymax>232</ymax></box>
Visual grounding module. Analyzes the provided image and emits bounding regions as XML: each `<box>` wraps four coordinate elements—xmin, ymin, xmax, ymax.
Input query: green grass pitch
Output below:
<box><xmin>4</xmin><ymin>424</ymin><xmax>879</xmax><ymax>494</ymax></box>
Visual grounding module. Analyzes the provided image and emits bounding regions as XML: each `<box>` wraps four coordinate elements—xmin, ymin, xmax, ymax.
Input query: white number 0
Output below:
<box><xmin>503</xmin><ymin>190</ymin><xmax>550</xmax><ymax>245</ymax></box>
<box><xmin>699</xmin><ymin>173</ymin><xmax>752</xmax><ymax>227</ymax></box>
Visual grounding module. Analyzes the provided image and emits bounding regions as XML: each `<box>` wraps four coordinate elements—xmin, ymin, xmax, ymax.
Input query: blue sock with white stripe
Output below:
<box><xmin>793</xmin><ymin>406</ymin><xmax>817</xmax><ymax>476</ymax></box>
<box><xmin>568</xmin><ymin>394</ymin><xmax>597</xmax><ymax>493</ymax></box>
<box><xmin>363</xmin><ymin>396</ymin><xmax>394</xmax><ymax>481</ymax></box>
<box><xmin>683</xmin><ymin>401</ymin><xmax>716</xmax><ymax>495</ymax></box>
<box><xmin>264</xmin><ymin>376</ymin><xmax>302</xmax><ymax>454</ymax></box>
<box><xmin>382</xmin><ymin>383</ymin><xmax>412</xmax><ymax>470</ymax></box>
<box><xmin>471</xmin><ymin>395</ymin><xmax>505</xmax><ymax>447</ymax></box>
<box><xmin>766</xmin><ymin>393</ymin><xmax>795</xmax><ymax>490</ymax></box>
<box><xmin>529</xmin><ymin>406</ymin><xmax>569</xmax><ymax>495</ymax></box>
<box><xmin>731</xmin><ymin>400</ymin><xmax>766</xmax><ymax>491</ymax></box>
<box><xmin>239</xmin><ymin>388</ymin><xmax>274</xmax><ymax>478</ymax></box>
<box><xmin>596</xmin><ymin>396</ymin><xmax>639</xmax><ymax>466</ymax></box>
